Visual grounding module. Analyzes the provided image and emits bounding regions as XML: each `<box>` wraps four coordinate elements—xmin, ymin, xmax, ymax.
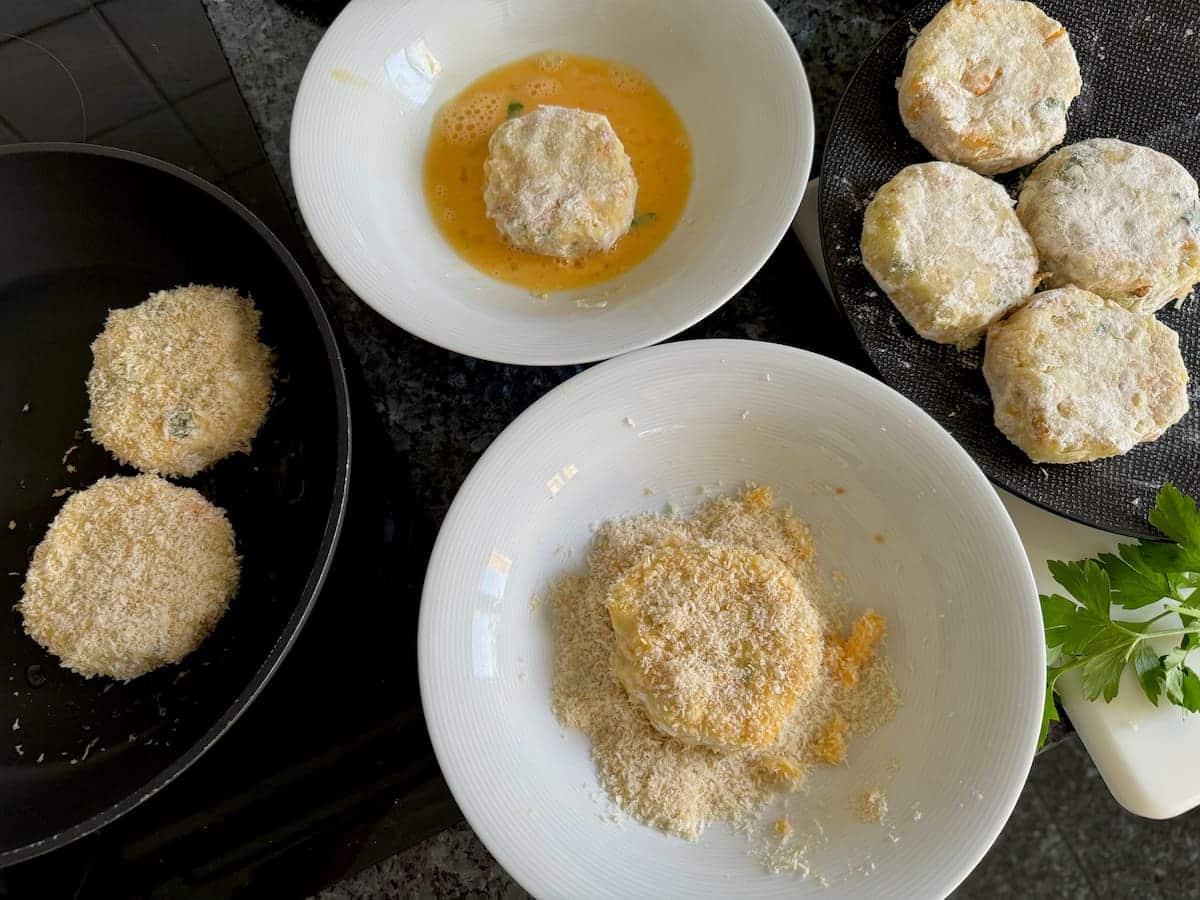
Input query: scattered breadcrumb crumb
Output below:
<box><xmin>51</xmin><ymin>488</ymin><xmax>72</xmax><ymax>498</ymax></box>
<box><xmin>20</xmin><ymin>403</ymin><xmax>29</xmax><ymax>413</ymax></box>
<box><xmin>62</xmin><ymin>445</ymin><xmax>78</xmax><ymax>465</ymax></box>
<box><xmin>7</xmin><ymin>521</ymin><xmax>14</xmax><ymax>531</ymax></box>
<box><xmin>853</xmin><ymin>789</ymin><xmax>888</xmax><ymax>823</ymax></box>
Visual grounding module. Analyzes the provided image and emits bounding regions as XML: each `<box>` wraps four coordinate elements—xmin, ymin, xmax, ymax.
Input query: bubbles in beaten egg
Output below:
<box><xmin>536</xmin><ymin>51</ymin><xmax>566</xmax><ymax>72</ymax></box>
<box><xmin>608</xmin><ymin>64</ymin><xmax>649</xmax><ymax>94</ymax></box>
<box><xmin>432</xmin><ymin>183</ymin><xmax>449</xmax><ymax>200</ymax></box>
<box><xmin>526</xmin><ymin>77</ymin><xmax>562</xmax><ymax>99</ymax></box>
<box><xmin>435</xmin><ymin>91</ymin><xmax>504</xmax><ymax>144</ymax></box>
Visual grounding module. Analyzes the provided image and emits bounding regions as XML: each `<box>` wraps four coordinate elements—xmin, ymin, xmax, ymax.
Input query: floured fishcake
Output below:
<box><xmin>20</xmin><ymin>475</ymin><xmax>240</xmax><ymax>680</ymax></box>
<box><xmin>88</xmin><ymin>284</ymin><xmax>274</xmax><ymax>477</ymax></box>
<box><xmin>898</xmin><ymin>0</ymin><xmax>1080</xmax><ymax>174</ymax></box>
<box><xmin>861</xmin><ymin>162</ymin><xmax>1039</xmax><ymax>348</ymax></box>
<box><xmin>483</xmin><ymin>105</ymin><xmax>637</xmax><ymax>259</ymax></box>
<box><xmin>983</xmin><ymin>286</ymin><xmax>1189</xmax><ymax>463</ymax></box>
<box><xmin>1018</xmin><ymin>139</ymin><xmax>1200</xmax><ymax>313</ymax></box>
<box><xmin>606</xmin><ymin>537</ymin><xmax>823</xmax><ymax>752</ymax></box>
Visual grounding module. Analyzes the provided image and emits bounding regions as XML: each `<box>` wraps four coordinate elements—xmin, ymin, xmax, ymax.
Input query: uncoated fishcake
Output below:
<box><xmin>1017</xmin><ymin>139</ymin><xmax>1200</xmax><ymax>313</ymax></box>
<box><xmin>861</xmin><ymin>161</ymin><xmax>1039</xmax><ymax>348</ymax></box>
<box><xmin>982</xmin><ymin>286</ymin><xmax>1189</xmax><ymax>464</ymax></box>
<box><xmin>898</xmin><ymin>0</ymin><xmax>1081</xmax><ymax>175</ymax></box>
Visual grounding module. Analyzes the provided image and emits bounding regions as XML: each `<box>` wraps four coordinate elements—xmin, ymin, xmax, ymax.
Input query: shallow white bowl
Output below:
<box><xmin>291</xmin><ymin>0</ymin><xmax>813</xmax><ymax>365</ymax></box>
<box><xmin>419</xmin><ymin>340</ymin><xmax>1043</xmax><ymax>898</ymax></box>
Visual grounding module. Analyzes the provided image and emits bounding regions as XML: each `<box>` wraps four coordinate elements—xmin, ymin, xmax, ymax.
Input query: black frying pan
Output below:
<box><xmin>0</xmin><ymin>144</ymin><xmax>350</xmax><ymax>865</ymax></box>
<box><xmin>820</xmin><ymin>0</ymin><xmax>1200</xmax><ymax>539</ymax></box>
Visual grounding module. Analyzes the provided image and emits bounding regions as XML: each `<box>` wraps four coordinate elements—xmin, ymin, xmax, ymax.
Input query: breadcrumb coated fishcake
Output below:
<box><xmin>982</xmin><ymin>286</ymin><xmax>1189</xmax><ymax>463</ymax></box>
<box><xmin>898</xmin><ymin>0</ymin><xmax>1081</xmax><ymax>175</ymax></box>
<box><xmin>1017</xmin><ymin>139</ymin><xmax>1200</xmax><ymax>313</ymax></box>
<box><xmin>606</xmin><ymin>537</ymin><xmax>823</xmax><ymax>752</ymax></box>
<box><xmin>483</xmin><ymin>105</ymin><xmax>637</xmax><ymax>259</ymax></box>
<box><xmin>20</xmin><ymin>475</ymin><xmax>240</xmax><ymax>680</ymax></box>
<box><xmin>861</xmin><ymin>162</ymin><xmax>1039</xmax><ymax>348</ymax></box>
<box><xmin>88</xmin><ymin>284</ymin><xmax>274</xmax><ymax>477</ymax></box>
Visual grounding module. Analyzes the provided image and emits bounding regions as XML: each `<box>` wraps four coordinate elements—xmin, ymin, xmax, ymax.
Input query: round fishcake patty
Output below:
<box><xmin>983</xmin><ymin>286</ymin><xmax>1189</xmax><ymax>463</ymax></box>
<box><xmin>606</xmin><ymin>537</ymin><xmax>823</xmax><ymax>752</ymax></box>
<box><xmin>1017</xmin><ymin>139</ymin><xmax>1200</xmax><ymax>313</ymax></box>
<box><xmin>898</xmin><ymin>0</ymin><xmax>1080</xmax><ymax>175</ymax></box>
<box><xmin>88</xmin><ymin>284</ymin><xmax>274</xmax><ymax>477</ymax></box>
<box><xmin>483</xmin><ymin>105</ymin><xmax>637</xmax><ymax>259</ymax></box>
<box><xmin>861</xmin><ymin>162</ymin><xmax>1039</xmax><ymax>348</ymax></box>
<box><xmin>19</xmin><ymin>475</ymin><xmax>240</xmax><ymax>680</ymax></box>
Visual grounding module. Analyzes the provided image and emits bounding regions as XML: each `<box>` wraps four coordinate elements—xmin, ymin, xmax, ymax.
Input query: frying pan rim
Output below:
<box><xmin>0</xmin><ymin>141</ymin><xmax>352</xmax><ymax>868</ymax></box>
<box><xmin>816</xmin><ymin>6</ymin><xmax>1166</xmax><ymax>542</ymax></box>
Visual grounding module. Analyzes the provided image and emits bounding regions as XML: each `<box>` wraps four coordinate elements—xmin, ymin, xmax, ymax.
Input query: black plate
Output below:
<box><xmin>820</xmin><ymin>0</ymin><xmax>1200</xmax><ymax>539</ymax></box>
<box><xmin>0</xmin><ymin>144</ymin><xmax>350</xmax><ymax>865</ymax></box>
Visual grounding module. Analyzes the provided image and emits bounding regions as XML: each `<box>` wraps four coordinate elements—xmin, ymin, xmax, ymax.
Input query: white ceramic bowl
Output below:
<box><xmin>419</xmin><ymin>340</ymin><xmax>1043</xmax><ymax>898</ymax></box>
<box><xmin>291</xmin><ymin>0</ymin><xmax>813</xmax><ymax>365</ymax></box>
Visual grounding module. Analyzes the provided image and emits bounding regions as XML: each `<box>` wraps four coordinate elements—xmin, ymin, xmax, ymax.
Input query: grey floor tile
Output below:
<box><xmin>1032</xmin><ymin>736</ymin><xmax>1200</xmax><ymax>900</ymax></box>
<box><xmin>1</xmin><ymin>0</ymin><xmax>88</xmax><ymax>36</ymax></box>
<box><xmin>176</xmin><ymin>79</ymin><xmax>263</xmax><ymax>175</ymax></box>
<box><xmin>98</xmin><ymin>0</ymin><xmax>229</xmax><ymax>101</ymax></box>
<box><xmin>93</xmin><ymin>106</ymin><xmax>220</xmax><ymax>181</ymax></box>
<box><xmin>0</xmin><ymin>9</ymin><xmax>158</xmax><ymax>140</ymax></box>
<box><xmin>953</xmin><ymin>746</ymin><xmax>1094</xmax><ymax>899</ymax></box>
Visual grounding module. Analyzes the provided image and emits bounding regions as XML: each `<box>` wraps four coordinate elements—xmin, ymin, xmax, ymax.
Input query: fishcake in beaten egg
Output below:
<box><xmin>483</xmin><ymin>105</ymin><xmax>637</xmax><ymax>260</ymax></box>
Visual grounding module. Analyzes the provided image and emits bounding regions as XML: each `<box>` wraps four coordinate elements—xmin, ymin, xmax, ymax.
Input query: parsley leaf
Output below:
<box><xmin>1165</xmin><ymin>666</ymin><xmax>1200</xmax><ymax>712</ymax></box>
<box><xmin>631</xmin><ymin>212</ymin><xmax>657</xmax><ymax>227</ymax></box>
<box><xmin>1149</xmin><ymin>483</ymin><xmax>1200</xmax><ymax>571</ymax></box>
<box><xmin>1099</xmin><ymin>545</ymin><xmax>1176</xmax><ymax>608</ymax></box>
<box><xmin>506</xmin><ymin>101</ymin><xmax>524</xmax><ymax>118</ymax></box>
<box><xmin>1040</xmin><ymin>666</ymin><xmax>1067</xmax><ymax>747</ymax></box>
<box><xmin>1038</xmin><ymin>483</ymin><xmax>1200</xmax><ymax>747</ymax></box>
<box><xmin>1133</xmin><ymin>642</ymin><xmax>1165</xmax><ymax>706</ymax></box>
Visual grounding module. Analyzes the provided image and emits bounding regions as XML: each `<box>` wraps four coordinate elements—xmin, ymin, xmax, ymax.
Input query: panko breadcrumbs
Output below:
<box><xmin>549</xmin><ymin>486</ymin><xmax>899</xmax><ymax>840</ymax></box>
<box><xmin>87</xmin><ymin>284</ymin><xmax>274</xmax><ymax>477</ymax></box>
<box><xmin>19</xmin><ymin>474</ymin><xmax>239</xmax><ymax>680</ymax></box>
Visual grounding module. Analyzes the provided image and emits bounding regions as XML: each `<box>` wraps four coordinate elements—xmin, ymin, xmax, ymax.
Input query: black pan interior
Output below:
<box><xmin>0</xmin><ymin>145</ymin><xmax>349</xmax><ymax>863</ymax></box>
<box><xmin>820</xmin><ymin>0</ymin><xmax>1200</xmax><ymax>538</ymax></box>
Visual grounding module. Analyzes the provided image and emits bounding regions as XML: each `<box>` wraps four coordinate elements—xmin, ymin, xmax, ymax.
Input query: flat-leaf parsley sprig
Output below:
<box><xmin>1040</xmin><ymin>484</ymin><xmax>1200</xmax><ymax>746</ymax></box>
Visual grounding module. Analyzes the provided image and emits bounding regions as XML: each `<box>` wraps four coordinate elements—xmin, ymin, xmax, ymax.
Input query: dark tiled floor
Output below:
<box><xmin>958</xmin><ymin>736</ymin><xmax>1200</xmax><ymax>899</ymax></box>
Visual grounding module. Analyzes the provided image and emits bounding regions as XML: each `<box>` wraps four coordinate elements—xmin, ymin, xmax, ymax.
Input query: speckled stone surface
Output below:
<box><xmin>198</xmin><ymin>0</ymin><xmax>1101</xmax><ymax>896</ymax></box>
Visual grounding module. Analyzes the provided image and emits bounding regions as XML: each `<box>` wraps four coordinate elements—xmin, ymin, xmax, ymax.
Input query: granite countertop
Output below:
<box><xmin>197</xmin><ymin>0</ymin><xmax>1111</xmax><ymax>896</ymax></box>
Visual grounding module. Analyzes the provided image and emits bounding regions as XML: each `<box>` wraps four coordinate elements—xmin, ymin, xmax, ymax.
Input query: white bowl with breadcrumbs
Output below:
<box><xmin>291</xmin><ymin>0</ymin><xmax>813</xmax><ymax>365</ymax></box>
<box><xmin>418</xmin><ymin>340</ymin><xmax>1044</xmax><ymax>898</ymax></box>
